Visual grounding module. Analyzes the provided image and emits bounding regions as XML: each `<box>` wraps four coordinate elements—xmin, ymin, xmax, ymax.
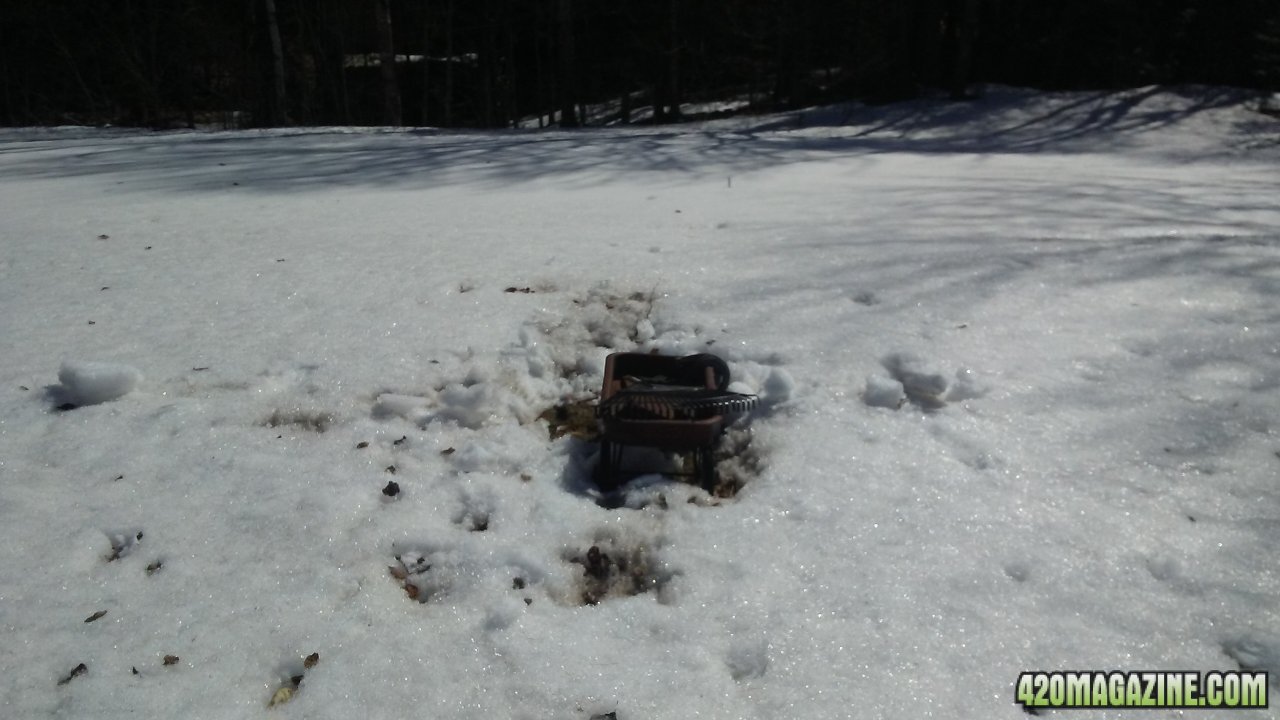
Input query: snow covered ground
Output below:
<box><xmin>1</xmin><ymin>86</ymin><xmax>1277</xmax><ymax>719</ymax></box>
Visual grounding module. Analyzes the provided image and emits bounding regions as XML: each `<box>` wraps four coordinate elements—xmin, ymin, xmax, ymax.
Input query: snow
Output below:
<box><xmin>54</xmin><ymin>361</ymin><xmax>144</xmax><ymax>407</ymax></box>
<box><xmin>863</xmin><ymin>374</ymin><xmax>906</xmax><ymax>409</ymax></box>
<box><xmin>1</xmin><ymin>86</ymin><xmax>1278</xmax><ymax>719</ymax></box>
<box><xmin>880</xmin><ymin>353</ymin><xmax>949</xmax><ymax>406</ymax></box>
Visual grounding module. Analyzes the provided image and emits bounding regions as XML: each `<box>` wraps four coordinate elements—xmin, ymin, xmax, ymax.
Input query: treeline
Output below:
<box><xmin>2</xmin><ymin>0</ymin><xmax>1277</xmax><ymax>128</ymax></box>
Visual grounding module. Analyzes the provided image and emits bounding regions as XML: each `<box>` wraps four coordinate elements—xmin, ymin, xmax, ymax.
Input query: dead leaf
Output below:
<box><xmin>268</xmin><ymin>686</ymin><xmax>293</xmax><ymax>707</ymax></box>
<box><xmin>84</xmin><ymin>610</ymin><xmax>107</xmax><ymax>623</ymax></box>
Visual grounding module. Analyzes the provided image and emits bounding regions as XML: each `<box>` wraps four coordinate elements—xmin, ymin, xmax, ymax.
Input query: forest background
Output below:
<box><xmin>4</xmin><ymin>0</ymin><xmax>1279</xmax><ymax>129</ymax></box>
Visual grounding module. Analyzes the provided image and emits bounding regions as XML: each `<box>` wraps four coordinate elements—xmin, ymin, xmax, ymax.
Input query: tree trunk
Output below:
<box><xmin>264</xmin><ymin>0</ymin><xmax>288</xmax><ymax>125</ymax></box>
<box><xmin>557</xmin><ymin>0</ymin><xmax>579</xmax><ymax>127</ymax></box>
<box><xmin>481</xmin><ymin>0</ymin><xmax>495</xmax><ymax>127</ymax></box>
<box><xmin>444</xmin><ymin>0</ymin><xmax>454</xmax><ymax>126</ymax></box>
<box><xmin>329</xmin><ymin>0</ymin><xmax>351</xmax><ymax>124</ymax></box>
<box><xmin>950</xmin><ymin>0</ymin><xmax>978</xmax><ymax>99</ymax></box>
<box><xmin>375</xmin><ymin>0</ymin><xmax>402</xmax><ymax>126</ymax></box>
<box><xmin>666</xmin><ymin>0</ymin><xmax>681</xmax><ymax>119</ymax></box>
<box><xmin>534</xmin><ymin>3</ymin><xmax>546</xmax><ymax>126</ymax></box>
<box><xmin>505</xmin><ymin>3</ymin><xmax>518</xmax><ymax>127</ymax></box>
<box><xmin>421</xmin><ymin>0</ymin><xmax>431</xmax><ymax>125</ymax></box>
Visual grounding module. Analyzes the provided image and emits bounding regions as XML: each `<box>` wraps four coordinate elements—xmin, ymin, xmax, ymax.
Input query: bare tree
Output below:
<box><xmin>264</xmin><ymin>0</ymin><xmax>288</xmax><ymax>124</ymax></box>
<box><xmin>375</xmin><ymin>0</ymin><xmax>403</xmax><ymax>125</ymax></box>
<box><xmin>444</xmin><ymin>0</ymin><xmax>455</xmax><ymax>126</ymax></box>
<box><xmin>950</xmin><ymin>0</ymin><xmax>979</xmax><ymax>99</ymax></box>
<box><xmin>421</xmin><ymin>0</ymin><xmax>431</xmax><ymax>125</ymax></box>
<box><xmin>557</xmin><ymin>0</ymin><xmax>579</xmax><ymax>127</ymax></box>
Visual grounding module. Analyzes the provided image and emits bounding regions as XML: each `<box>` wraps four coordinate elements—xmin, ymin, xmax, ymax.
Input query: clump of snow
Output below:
<box><xmin>717</xmin><ymin>356</ymin><xmax>791</xmax><ymax>406</ymax></box>
<box><xmin>1221</xmin><ymin>635</ymin><xmax>1280</xmax><ymax>675</ymax></box>
<box><xmin>372</xmin><ymin>392</ymin><xmax>430</xmax><ymax>421</ymax></box>
<box><xmin>945</xmin><ymin>367</ymin><xmax>988</xmax><ymax>402</ymax></box>
<box><xmin>870</xmin><ymin>359</ymin><xmax>986</xmax><ymax>409</ymax></box>
<box><xmin>881</xmin><ymin>352</ymin><xmax>948</xmax><ymax>405</ymax></box>
<box><xmin>864</xmin><ymin>374</ymin><xmax>906</xmax><ymax>408</ymax></box>
<box><xmin>429</xmin><ymin>382</ymin><xmax>504</xmax><ymax>428</ymax></box>
<box><xmin>761</xmin><ymin>366</ymin><xmax>795</xmax><ymax>406</ymax></box>
<box><xmin>54</xmin><ymin>361</ymin><xmax>142</xmax><ymax>406</ymax></box>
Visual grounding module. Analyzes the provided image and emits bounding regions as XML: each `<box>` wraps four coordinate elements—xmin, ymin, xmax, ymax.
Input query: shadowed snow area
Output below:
<box><xmin>0</xmin><ymin>87</ymin><xmax>1277</xmax><ymax>718</ymax></box>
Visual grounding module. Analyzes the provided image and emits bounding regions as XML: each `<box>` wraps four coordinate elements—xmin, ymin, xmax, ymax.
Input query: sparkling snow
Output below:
<box><xmin>1</xmin><ymin>86</ymin><xmax>1277</xmax><ymax>719</ymax></box>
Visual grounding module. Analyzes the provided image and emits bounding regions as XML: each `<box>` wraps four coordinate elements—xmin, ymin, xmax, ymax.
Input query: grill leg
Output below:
<box><xmin>595</xmin><ymin>439</ymin><xmax>618</xmax><ymax>491</ymax></box>
<box><xmin>697</xmin><ymin>446</ymin><xmax>717</xmax><ymax>492</ymax></box>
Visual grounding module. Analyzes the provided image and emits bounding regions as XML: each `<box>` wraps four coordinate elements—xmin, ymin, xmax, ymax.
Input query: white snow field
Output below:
<box><xmin>1</xmin><ymin>86</ymin><xmax>1278</xmax><ymax>719</ymax></box>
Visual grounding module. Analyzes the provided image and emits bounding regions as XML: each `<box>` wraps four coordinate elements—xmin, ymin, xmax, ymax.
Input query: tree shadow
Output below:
<box><xmin>725</xmin><ymin>230</ymin><xmax>1279</xmax><ymax>451</ymax></box>
<box><xmin>0</xmin><ymin>86</ymin><xmax>1268</xmax><ymax>194</ymax></box>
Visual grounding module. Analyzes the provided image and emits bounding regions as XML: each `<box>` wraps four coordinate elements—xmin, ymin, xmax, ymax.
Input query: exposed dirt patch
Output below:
<box><xmin>564</xmin><ymin>536</ymin><xmax>673</xmax><ymax>606</ymax></box>
<box><xmin>262</xmin><ymin>409</ymin><xmax>334</xmax><ymax>433</ymax></box>
<box><xmin>267</xmin><ymin>651</ymin><xmax>320</xmax><ymax>708</ymax></box>
<box><xmin>539</xmin><ymin>399</ymin><xmax>599</xmax><ymax>440</ymax></box>
<box><xmin>57</xmin><ymin>663</ymin><xmax>88</xmax><ymax>686</ymax></box>
<box><xmin>504</xmin><ymin>281</ymin><xmax>558</xmax><ymax>294</ymax></box>
<box><xmin>709</xmin><ymin>426</ymin><xmax>764</xmax><ymax>498</ymax></box>
<box><xmin>388</xmin><ymin>550</ymin><xmax>448</xmax><ymax>603</ymax></box>
<box><xmin>577</xmin><ymin>287</ymin><xmax>658</xmax><ymax>348</ymax></box>
<box><xmin>106</xmin><ymin>530</ymin><xmax>144</xmax><ymax>562</ymax></box>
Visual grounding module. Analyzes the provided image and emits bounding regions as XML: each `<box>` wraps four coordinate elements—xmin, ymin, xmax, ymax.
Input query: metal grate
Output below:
<box><xmin>597</xmin><ymin>385</ymin><xmax>758</xmax><ymax>420</ymax></box>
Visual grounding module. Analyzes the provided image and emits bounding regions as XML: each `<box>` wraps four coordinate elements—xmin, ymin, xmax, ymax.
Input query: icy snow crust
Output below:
<box><xmin>0</xmin><ymin>87</ymin><xmax>1277</xmax><ymax>718</ymax></box>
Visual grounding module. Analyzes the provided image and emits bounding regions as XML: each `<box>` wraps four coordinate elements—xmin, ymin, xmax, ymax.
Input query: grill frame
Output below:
<box><xmin>594</xmin><ymin>352</ymin><xmax>753</xmax><ymax>491</ymax></box>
